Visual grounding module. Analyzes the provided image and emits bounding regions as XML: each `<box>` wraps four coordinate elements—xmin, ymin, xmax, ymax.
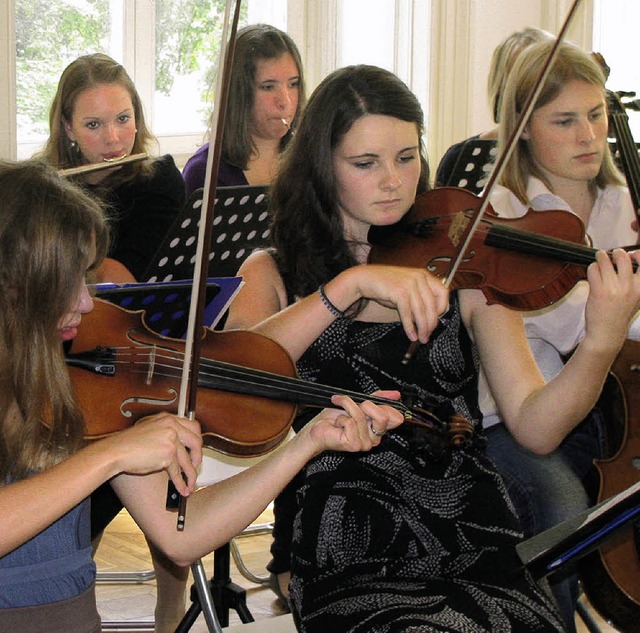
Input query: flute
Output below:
<box><xmin>59</xmin><ymin>152</ymin><xmax>148</xmax><ymax>177</ymax></box>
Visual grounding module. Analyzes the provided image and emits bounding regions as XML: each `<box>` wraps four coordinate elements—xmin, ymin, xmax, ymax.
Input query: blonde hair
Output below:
<box><xmin>487</xmin><ymin>27</ymin><xmax>553</xmax><ymax>123</ymax></box>
<box><xmin>0</xmin><ymin>160</ymin><xmax>108</xmax><ymax>481</ymax></box>
<box><xmin>498</xmin><ymin>40</ymin><xmax>623</xmax><ymax>203</ymax></box>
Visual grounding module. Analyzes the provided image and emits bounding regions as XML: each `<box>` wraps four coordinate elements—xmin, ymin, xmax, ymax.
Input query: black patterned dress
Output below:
<box><xmin>289</xmin><ymin>294</ymin><xmax>565</xmax><ymax>632</ymax></box>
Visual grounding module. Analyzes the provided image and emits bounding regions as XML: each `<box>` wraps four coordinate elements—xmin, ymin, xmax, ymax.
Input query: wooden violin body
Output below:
<box><xmin>68</xmin><ymin>299</ymin><xmax>297</xmax><ymax>456</ymax></box>
<box><xmin>579</xmin><ymin>340</ymin><xmax>640</xmax><ymax>632</ymax></box>
<box><xmin>369</xmin><ymin>186</ymin><xmax>592</xmax><ymax>311</ymax></box>
<box><xmin>67</xmin><ymin>300</ymin><xmax>466</xmax><ymax>457</ymax></box>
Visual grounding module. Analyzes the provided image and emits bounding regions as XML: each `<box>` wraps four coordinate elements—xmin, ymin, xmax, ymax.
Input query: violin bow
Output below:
<box><xmin>166</xmin><ymin>0</ymin><xmax>243</xmax><ymax>531</ymax></box>
<box><xmin>444</xmin><ymin>0</ymin><xmax>583</xmax><ymax>286</ymax></box>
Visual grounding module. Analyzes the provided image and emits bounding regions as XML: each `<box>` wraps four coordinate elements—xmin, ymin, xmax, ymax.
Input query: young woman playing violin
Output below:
<box><xmin>223</xmin><ymin>64</ymin><xmax>640</xmax><ymax>632</ymax></box>
<box><xmin>0</xmin><ymin>159</ymin><xmax>404</xmax><ymax>633</ymax></box>
<box><xmin>482</xmin><ymin>39</ymin><xmax>640</xmax><ymax>632</ymax></box>
<box><xmin>182</xmin><ymin>23</ymin><xmax>305</xmax><ymax>195</ymax></box>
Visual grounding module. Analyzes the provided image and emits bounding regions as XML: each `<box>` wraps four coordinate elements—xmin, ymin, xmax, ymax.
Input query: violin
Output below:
<box><xmin>369</xmin><ymin>186</ymin><xmax>605</xmax><ymax>312</ymax></box>
<box><xmin>66</xmin><ymin>299</ymin><xmax>472</xmax><ymax>456</ymax></box>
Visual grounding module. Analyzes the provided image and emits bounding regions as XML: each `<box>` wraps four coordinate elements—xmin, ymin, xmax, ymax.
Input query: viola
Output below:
<box><xmin>66</xmin><ymin>299</ymin><xmax>471</xmax><ymax>456</ymax></box>
<box><xmin>369</xmin><ymin>186</ymin><xmax>629</xmax><ymax>312</ymax></box>
<box><xmin>578</xmin><ymin>340</ymin><xmax>640</xmax><ymax>632</ymax></box>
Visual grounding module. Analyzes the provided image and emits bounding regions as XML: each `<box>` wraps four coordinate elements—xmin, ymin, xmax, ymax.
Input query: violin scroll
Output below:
<box><xmin>448</xmin><ymin>414</ymin><xmax>474</xmax><ymax>447</ymax></box>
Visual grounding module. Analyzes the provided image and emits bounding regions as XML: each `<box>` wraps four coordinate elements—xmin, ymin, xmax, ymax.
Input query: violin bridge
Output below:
<box><xmin>145</xmin><ymin>345</ymin><xmax>156</xmax><ymax>385</ymax></box>
<box><xmin>448</xmin><ymin>211</ymin><xmax>470</xmax><ymax>247</ymax></box>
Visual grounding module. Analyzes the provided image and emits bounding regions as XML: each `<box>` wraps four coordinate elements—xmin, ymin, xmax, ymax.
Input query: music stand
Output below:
<box><xmin>142</xmin><ymin>185</ymin><xmax>271</xmax><ymax>284</ymax></box>
<box><xmin>444</xmin><ymin>138</ymin><xmax>497</xmax><ymax>195</ymax></box>
<box><xmin>94</xmin><ymin>278</ymin><xmax>242</xmax><ymax>336</ymax></box>
<box><xmin>517</xmin><ymin>480</ymin><xmax>640</xmax><ymax>579</ymax></box>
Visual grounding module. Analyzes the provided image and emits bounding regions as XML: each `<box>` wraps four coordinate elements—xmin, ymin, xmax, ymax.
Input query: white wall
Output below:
<box><xmin>428</xmin><ymin>0</ymin><xmax>594</xmax><ymax>167</ymax></box>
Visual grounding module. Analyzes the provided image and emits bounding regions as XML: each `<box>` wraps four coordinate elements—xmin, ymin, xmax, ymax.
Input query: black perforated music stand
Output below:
<box><xmin>517</xmin><ymin>480</ymin><xmax>640</xmax><ymax>579</ymax></box>
<box><xmin>142</xmin><ymin>185</ymin><xmax>271</xmax><ymax>284</ymax></box>
<box><xmin>444</xmin><ymin>138</ymin><xmax>497</xmax><ymax>194</ymax></box>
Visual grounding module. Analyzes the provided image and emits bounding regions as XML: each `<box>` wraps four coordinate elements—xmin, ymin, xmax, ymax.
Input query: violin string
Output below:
<box><xmin>104</xmin><ymin>346</ymin><xmax>445</xmax><ymax>432</ymax></box>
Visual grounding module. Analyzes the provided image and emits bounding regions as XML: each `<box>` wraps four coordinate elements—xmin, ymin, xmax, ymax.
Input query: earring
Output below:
<box><xmin>70</xmin><ymin>140</ymin><xmax>77</xmax><ymax>149</ymax></box>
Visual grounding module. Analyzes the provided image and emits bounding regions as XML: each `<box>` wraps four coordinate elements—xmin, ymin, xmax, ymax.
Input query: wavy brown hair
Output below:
<box><xmin>269</xmin><ymin>65</ymin><xmax>429</xmax><ymax>300</ymax></box>
<box><xmin>37</xmin><ymin>53</ymin><xmax>157</xmax><ymax>189</ymax></box>
<box><xmin>0</xmin><ymin>160</ymin><xmax>109</xmax><ymax>481</ymax></box>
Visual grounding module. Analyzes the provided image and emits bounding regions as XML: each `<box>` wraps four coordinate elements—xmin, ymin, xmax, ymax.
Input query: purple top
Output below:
<box><xmin>182</xmin><ymin>143</ymin><xmax>248</xmax><ymax>196</ymax></box>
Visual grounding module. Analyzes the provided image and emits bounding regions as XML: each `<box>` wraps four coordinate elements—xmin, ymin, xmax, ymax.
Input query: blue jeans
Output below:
<box><xmin>485</xmin><ymin>418</ymin><xmax>602</xmax><ymax>633</ymax></box>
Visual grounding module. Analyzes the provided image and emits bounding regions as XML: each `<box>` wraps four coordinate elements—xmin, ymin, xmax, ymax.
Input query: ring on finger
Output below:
<box><xmin>369</xmin><ymin>420</ymin><xmax>385</xmax><ymax>437</ymax></box>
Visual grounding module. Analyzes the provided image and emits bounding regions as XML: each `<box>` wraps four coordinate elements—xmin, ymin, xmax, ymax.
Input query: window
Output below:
<box><xmin>5</xmin><ymin>0</ymin><xmax>428</xmax><ymax>163</ymax></box>
<box><xmin>14</xmin><ymin>0</ymin><xmax>259</xmax><ymax>161</ymax></box>
<box><xmin>593</xmin><ymin>0</ymin><xmax>640</xmax><ymax>140</ymax></box>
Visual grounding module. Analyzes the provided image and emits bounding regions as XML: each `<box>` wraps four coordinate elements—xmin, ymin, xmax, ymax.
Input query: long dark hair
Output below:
<box><xmin>269</xmin><ymin>64</ymin><xmax>429</xmax><ymax>298</ymax></box>
<box><xmin>213</xmin><ymin>24</ymin><xmax>306</xmax><ymax>170</ymax></box>
<box><xmin>0</xmin><ymin>160</ymin><xmax>109</xmax><ymax>481</ymax></box>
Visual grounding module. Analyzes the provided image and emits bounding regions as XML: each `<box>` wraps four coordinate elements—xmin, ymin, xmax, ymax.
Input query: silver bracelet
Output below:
<box><xmin>318</xmin><ymin>284</ymin><xmax>344</xmax><ymax>319</ymax></box>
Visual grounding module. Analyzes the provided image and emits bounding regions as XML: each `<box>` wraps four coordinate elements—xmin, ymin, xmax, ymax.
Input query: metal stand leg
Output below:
<box><xmin>576</xmin><ymin>594</ymin><xmax>604</xmax><ymax>633</ymax></box>
<box><xmin>174</xmin><ymin>545</ymin><xmax>254</xmax><ymax>632</ymax></box>
<box><xmin>230</xmin><ymin>522</ymin><xmax>273</xmax><ymax>586</ymax></box>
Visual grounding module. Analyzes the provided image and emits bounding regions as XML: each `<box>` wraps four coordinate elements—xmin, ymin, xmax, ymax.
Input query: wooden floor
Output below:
<box><xmin>95</xmin><ymin>506</ymin><xmax>290</xmax><ymax>632</ymax></box>
<box><xmin>95</xmin><ymin>508</ymin><xmax>621</xmax><ymax>632</ymax></box>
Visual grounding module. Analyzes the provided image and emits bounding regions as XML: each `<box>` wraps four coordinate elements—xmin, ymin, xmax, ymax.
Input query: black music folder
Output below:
<box><xmin>516</xmin><ymin>479</ymin><xmax>640</xmax><ymax>579</ymax></box>
<box><xmin>94</xmin><ymin>278</ymin><xmax>242</xmax><ymax>338</ymax></box>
